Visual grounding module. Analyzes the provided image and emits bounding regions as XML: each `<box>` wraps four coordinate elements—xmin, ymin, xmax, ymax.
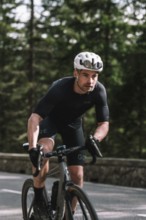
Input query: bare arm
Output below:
<box><xmin>93</xmin><ymin>121</ymin><xmax>109</xmax><ymax>142</ymax></box>
<box><xmin>27</xmin><ymin>113</ymin><xmax>43</xmax><ymax>150</ymax></box>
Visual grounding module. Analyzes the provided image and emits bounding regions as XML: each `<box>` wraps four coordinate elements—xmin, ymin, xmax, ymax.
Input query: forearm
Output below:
<box><xmin>27</xmin><ymin>113</ymin><xmax>43</xmax><ymax>150</ymax></box>
<box><xmin>93</xmin><ymin>121</ymin><xmax>109</xmax><ymax>142</ymax></box>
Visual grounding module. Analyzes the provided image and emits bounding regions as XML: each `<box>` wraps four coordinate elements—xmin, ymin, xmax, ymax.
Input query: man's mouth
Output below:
<box><xmin>85</xmin><ymin>85</ymin><xmax>93</xmax><ymax>88</ymax></box>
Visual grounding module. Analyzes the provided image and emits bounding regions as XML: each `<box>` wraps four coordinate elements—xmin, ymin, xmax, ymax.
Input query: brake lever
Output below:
<box><xmin>38</xmin><ymin>151</ymin><xmax>42</xmax><ymax>170</ymax></box>
<box><xmin>89</xmin><ymin>135</ymin><xmax>103</xmax><ymax>158</ymax></box>
<box><xmin>33</xmin><ymin>144</ymin><xmax>44</xmax><ymax>177</ymax></box>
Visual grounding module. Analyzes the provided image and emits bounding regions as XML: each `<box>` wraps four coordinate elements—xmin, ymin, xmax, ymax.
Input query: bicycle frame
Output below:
<box><xmin>22</xmin><ymin>142</ymin><xmax>101</xmax><ymax>220</ymax></box>
<box><xmin>54</xmin><ymin>156</ymin><xmax>72</xmax><ymax>219</ymax></box>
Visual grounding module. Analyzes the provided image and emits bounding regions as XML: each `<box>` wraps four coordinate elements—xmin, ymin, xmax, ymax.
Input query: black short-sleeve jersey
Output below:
<box><xmin>33</xmin><ymin>76</ymin><xmax>109</xmax><ymax>125</ymax></box>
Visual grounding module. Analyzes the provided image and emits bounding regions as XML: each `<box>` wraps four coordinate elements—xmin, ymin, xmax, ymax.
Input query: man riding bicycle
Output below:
<box><xmin>27</xmin><ymin>51</ymin><xmax>109</xmax><ymax>219</ymax></box>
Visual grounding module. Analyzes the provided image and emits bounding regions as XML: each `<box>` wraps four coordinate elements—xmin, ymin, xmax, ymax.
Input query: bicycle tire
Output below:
<box><xmin>22</xmin><ymin>178</ymin><xmax>35</xmax><ymax>220</ymax></box>
<box><xmin>21</xmin><ymin>178</ymin><xmax>49</xmax><ymax>220</ymax></box>
<box><xmin>65</xmin><ymin>184</ymin><xmax>99</xmax><ymax>220</ymax></box>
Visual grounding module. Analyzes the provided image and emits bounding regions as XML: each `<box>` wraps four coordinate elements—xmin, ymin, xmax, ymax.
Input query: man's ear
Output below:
<box><xmin>73</xmin><ymin>69</ymin><xmax>79</xmax><ymax>78</ymax></box>
<box><xmin>73</xmin><ymin>69</ymin><xmax>77</xmax><ymax>77</ymax></box>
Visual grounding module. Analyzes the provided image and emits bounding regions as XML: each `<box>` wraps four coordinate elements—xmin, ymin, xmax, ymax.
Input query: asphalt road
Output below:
<box><xmin>0</xmin><ymin>171</ymin><xmax>146</xmax><ymax>220</ymax></box>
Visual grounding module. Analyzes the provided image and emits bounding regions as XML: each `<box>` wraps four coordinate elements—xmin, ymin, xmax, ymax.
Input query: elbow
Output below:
<box><xmin>28</xmin><ymin>113</ymin><xmax>43</xmax><ymax>125</ymax></box>
<box><xmin>104</xmin><ymin>121</ymin><xmax>109</xmax><ymax>135</ymax></box>
<box><xmin>106</xmin><ymin>121</ymin><xmax>109</xmax><ymax>133</ymax></box>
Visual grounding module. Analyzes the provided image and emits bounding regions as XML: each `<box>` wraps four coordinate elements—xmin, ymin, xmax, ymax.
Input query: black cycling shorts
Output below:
<box><xmin>38</xmin><ymin>117</ymin><xmax>85</xmax><ymax>166</ymax></box>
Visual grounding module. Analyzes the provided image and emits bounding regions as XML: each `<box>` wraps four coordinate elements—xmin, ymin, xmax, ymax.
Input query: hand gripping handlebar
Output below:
<box><xmin>22</xmin><ymin>142</ymin><xmax>103</xmax><ymax>176</ymax></box>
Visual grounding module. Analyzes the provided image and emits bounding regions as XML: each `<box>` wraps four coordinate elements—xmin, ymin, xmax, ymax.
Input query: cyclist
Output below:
<box><xmin>27</xmin><ymin>51</ymin><xmax>109</xmax><ymax>219</ymax></box>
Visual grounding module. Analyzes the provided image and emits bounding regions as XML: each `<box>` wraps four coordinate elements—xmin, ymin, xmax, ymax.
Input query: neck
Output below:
<box><xmin>74</xmin><ymin>80</ymin><xmax>86</xmax><ymax>94</ymax></box>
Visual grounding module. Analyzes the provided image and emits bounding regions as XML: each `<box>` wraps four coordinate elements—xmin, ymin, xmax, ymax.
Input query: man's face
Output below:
<box><xmin>74</xmin><ymin>69</ymin><xmax>98</xmax><ymax>94</ymax></box>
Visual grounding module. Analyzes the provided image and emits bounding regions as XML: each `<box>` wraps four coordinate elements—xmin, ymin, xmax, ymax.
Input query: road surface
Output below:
<box><xmin>0</xmin><ymin>171</ymin><xmax>146</xmax><ymax>220</ymax></box>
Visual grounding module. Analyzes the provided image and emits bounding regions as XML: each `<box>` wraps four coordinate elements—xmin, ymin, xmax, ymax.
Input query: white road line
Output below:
<box><xmin>99</xmin><ymin>211</ymin><xmax>133</xmax><ymax>217</ymax></box>
<box><xmin>0</xmin><ymin>189</ymin><xmax>21</xmax><ymax>194</ymax></box>
<box><xmin>0</xmin><ymin>208</ymin><xmax>22</xmax><ymax>216</ymax></box>
<box><xmin>137</xmin><ymin>214</ymin><xmax>146</xmax><ymax>217</ymax></box>
<box><xmin>0</xmin><ymin>176</ymin><xmax>22</xmax><ymax>180</ymax></box>
<box><xmin>98</xmin><ymin>211</ymin><xmax>146</xmax><ymax>219</ymax></box>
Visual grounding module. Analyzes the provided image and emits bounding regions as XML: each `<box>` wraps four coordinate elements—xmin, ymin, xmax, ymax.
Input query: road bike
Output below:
<box><xmin>21</xmin><ymin>136</ymin><xmax>101</xmax><ymax>220</ymax></box>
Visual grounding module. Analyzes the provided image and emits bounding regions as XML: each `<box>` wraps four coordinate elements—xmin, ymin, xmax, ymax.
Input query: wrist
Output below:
<box><xmin>28</xmin><ymin>147</ymin><xmax>37</xmax><ymax>152</ymax></box>
<box><xmin>94</xmin><ymin>137</ymin><xmax>100</xmax><ymax>144</ymax></box>
<box><xmin>92</xmin><ymin>136</ymin><xmax>100</xmax><ymax>146</ymax></box>
<box><xmin>93</xmin><ymin>136</ymin><xmax>99</xmax><ymax>142</ymax></box>
<box><xmin>92</xmin><ymin>135</ymin><xmax>101</xmax><ymax>143</ymax></box>
<box><xmin>90</xmin><ymin>134</ymin><xmax>99</xmax><ymax>142</ymax></box>
<box><xmin>29</xmin><ymin>147</ymin><xmax>34</xmax><ymax>150</ymax></box>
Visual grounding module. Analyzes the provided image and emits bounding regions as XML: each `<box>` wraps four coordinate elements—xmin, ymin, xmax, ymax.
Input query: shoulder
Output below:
<box><xmin>94</xmin><ymin>81</ymin><xmax>107</xmax><ymax>95</ymax></box>
<box><xmin>95</xmin><ymin>81</ymin><xmax>106</xmax><ymax>90</ymax></box>
<box><xmin>91</xmin><ymin>81</ymin><xmax>108</xmax><ymax>103</ymax></box>
<box><xmin>51</xmin><ymin>76</ymin><xmax>74</xmax><ymax>88</ymax></box>
<box><xmin>45</xmin><ymin>76</ymin><xmax>74</xmax><ymax>98</ymax></box>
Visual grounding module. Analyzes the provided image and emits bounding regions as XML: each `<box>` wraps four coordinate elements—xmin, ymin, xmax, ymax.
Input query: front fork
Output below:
<box><xmin>55</xmin><ymin>161</ymin><xmax>72</xmax><ymax>220</ymax></box>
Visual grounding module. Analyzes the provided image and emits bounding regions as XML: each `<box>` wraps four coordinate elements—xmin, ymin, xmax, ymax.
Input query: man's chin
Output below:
<box><xmin>86</xmin><ymin>87</ymin><xmax>94</xmax><ymax>92</ymax></box>
<box><xmin>80</xmin><ymin>86</ymin><xmax>94</xmax><ymax>93</ymax></box>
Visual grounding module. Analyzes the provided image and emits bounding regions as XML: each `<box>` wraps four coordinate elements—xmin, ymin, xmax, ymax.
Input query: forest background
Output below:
<box><xmin>0</xmin><ymin>0</ymin><xmax>146</xmax><ymax>158</ymax></box>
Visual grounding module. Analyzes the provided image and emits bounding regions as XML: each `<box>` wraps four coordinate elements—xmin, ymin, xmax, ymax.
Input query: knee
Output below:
<box><xmin>75</xmin><ymin>173</ymin><xmax>83</xmax><ymax>186</ymax></box>
<box><xmin>70</xmin><ymin>169</ymin><xmax>84</xmax><ymax>187</ymax></box>
<box><xmin>39</xmin><ymin>137</ymin><xmax>54</xmax><ymax>153</ymax></box>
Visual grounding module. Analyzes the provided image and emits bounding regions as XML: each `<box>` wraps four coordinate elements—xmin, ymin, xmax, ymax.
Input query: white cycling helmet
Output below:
<box><xmin>74</xmin><ymin>52</ymin><xmax>103</xmax><ymax>72</ymax></box>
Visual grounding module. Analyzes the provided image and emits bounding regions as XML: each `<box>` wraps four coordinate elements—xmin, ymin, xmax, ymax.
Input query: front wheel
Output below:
<box><xmin>65</xmin><ymin>184</ymin><xmax>99</xmax><ymax>220</ymax></box>
<box><xmin>21</xmin><ymin>179</ymin><xmax>35</xmax><ymax>220</ymax></box>
<box><xmin>21</xmin><ymin>178</ymin><xmax>49</xmax><ymax>220</ymax></box>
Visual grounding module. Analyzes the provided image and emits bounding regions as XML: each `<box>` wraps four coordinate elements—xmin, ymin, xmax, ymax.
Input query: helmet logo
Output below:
<box><xmin>80</xmin><ymin>59</ymin><xmax>102</xmax><ymax>70</ymax></box>
<box><xmin>97</xmin><ymin>62</ymin><xmax>102</xmax><ymax>69</ymax></box>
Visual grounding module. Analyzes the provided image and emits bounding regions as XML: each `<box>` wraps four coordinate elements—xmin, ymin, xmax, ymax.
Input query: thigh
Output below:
<box><xmin>60</xmin><ymin>125</ymin><xmax>85</xmax><ymax>166</ymax></box>
<box><xmin>38</xmin><ymin>117</ymin><xmax>57</xmax><ymax>140</ymax></box>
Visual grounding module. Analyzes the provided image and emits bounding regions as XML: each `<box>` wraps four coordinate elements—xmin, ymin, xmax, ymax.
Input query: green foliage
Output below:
<box><xmin>0</xmin><ymin>0</ymin><xmax>146</xmax><ymax>158</ymax></box>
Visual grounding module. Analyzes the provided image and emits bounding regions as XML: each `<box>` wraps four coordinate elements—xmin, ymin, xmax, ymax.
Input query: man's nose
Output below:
<box><xmin>88</xmin><ymin>77</ymin><xmax>93</xmax><ymax>83</ymax></box>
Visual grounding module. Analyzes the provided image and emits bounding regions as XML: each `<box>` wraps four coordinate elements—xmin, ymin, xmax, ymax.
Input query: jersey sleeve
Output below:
<box><xmin>95</xmin><ymin>83</ymin><xmax>109</xmax><ymax>123</ymax></box>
